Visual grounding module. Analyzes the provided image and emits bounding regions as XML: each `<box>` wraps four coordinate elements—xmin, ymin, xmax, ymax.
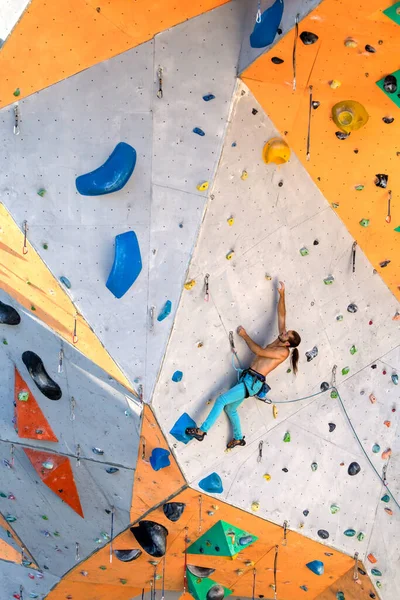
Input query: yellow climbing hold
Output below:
<box><xmin>263</xmin><ymin>473</ymin><xmax>271</xmax><ymax>481</ymax></box>
<box><xmin>184</xmin><ymin>280</ymin><xmax>196</xmax><ymax>290</ymax></box>
<box><xmin>273</xmin><ymin>405</ymin><xmax>278</xmax><ymax>419</ymax></box>
<box><xmin>241</xmin><ymin>170</ymin><xmax>248</xmax><ymax>180</ymax></box>
<box><xmin>265</xmin><ymin>274</ymin><xmax>272</xmax><ymax>281</ymax></box>
<box><xmin>330</xmin><ymin>80</ymin><xmax>342</xmax><ymax>89</ymax></box>
<box><xmin>197</xmin><ymin>181</ymin><xmax>209</xmax><ymax>192</ymax></box>
<box><xmin>332</xmin><ymin>100</ymin><xmax>369</xmax><ymax>133</ymax></box>
<box><xmin>226</xmin><ymin>251</ymin><xmax>235</xmax><ymax>260</ymax></box>
<box><xmin>227</xmin><ymin>217</ymin><xmax>234</xmax><ymax>226</ymax></box>
<box><xmin>344</xmin><ymin>38</ymin><xmax>358</xmax><ymax>48</ymax></box>
<box><xmin>262</xmin><ymin>137</ymin><xmax>291</xmax><ymax>165</ymax></box>
<box><xmin>251</xmin><ymin>501</ymin><xmax>260</xmax><ymax>512</ymax></box>
<box><xmin>245</xmin><ymin>560</ymin><xmax>255</xmax><ymax>567</ymax></box>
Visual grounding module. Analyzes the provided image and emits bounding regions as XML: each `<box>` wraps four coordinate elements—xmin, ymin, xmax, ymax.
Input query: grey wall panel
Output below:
<box><xmin>0</xmin><ymin>561</ymin><xmax>58</xmax><ymax>600</ymax></box>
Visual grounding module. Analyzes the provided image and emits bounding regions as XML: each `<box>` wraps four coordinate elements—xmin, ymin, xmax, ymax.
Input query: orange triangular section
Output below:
<box><xmin>14</xmin><ymin>368</ymin><xmax>58</xmax><ymax>442</ymax></box>
<box><xmin>24</xmin><ymin>448</ymin><xmax>84</xmax><ymax>518</ymax></box>
<box><xmin>0</xmin><ymin>513</ymin><xmax>38</xmax><ymax>568</ymax></box>
<box><xmin>0</xmin><ymin>536</ymin><xmax>21</xmax><ymax>564</ymax></box>
<box><xmin>130</xmin><ymin>404</ymin><xmax>187</xmax><ymax>521</ymax></box>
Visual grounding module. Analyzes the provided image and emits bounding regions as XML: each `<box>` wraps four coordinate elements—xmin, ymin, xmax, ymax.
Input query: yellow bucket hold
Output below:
<box><xmin>262</xmin><ymin>138</ymin><xmax>291</xmax><ymax>165</ymax></box>
<box><xmin>332</xmin><ymin>100</ymin><xmax>369</xmax><ymax>133</ymax></box>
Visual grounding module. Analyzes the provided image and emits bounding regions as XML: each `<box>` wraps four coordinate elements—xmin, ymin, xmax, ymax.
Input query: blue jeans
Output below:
<box><xmin>200</xmin><ymin>372</ymin><xmax>264</xmax><ymax>440</ymax></box>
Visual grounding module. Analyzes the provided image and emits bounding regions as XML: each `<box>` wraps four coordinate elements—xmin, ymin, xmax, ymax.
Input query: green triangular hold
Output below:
<box><xmin>186</xmin><ymin>570</ymin><xmax>232</xmax><ymax>600</ymax></box>
<box><xmin>186</xmin><ymin>520</ymin><xmax>258</xmax><ymax>558</ymax></box>
<box><xmin>394</xmin><ymin>226</ymin><xmax>400</xmax><ymax>232</ymax></box>
<box><xmin>383</xmin><ymin>2</ymin><xmax>400</xmax><ymax>26</ymax></box>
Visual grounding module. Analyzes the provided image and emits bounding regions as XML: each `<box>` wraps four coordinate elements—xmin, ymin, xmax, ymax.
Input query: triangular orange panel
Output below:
<box><xmin>24</xmin><ymin>448</ymin><xmax>84</xmax><ymax>518</ymax></box>
<box><xmin>14</xmin><ymin>369</ymin><xmax>58</xmax><ymax>442</ymax></box>
<box><xmin>0</xmin><ymin>513</ymin><xmax>38</xmax><ymax>568</ymax></box>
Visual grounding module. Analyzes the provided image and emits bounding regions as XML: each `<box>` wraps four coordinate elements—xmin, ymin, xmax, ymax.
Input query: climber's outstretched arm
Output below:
<box><xmin>277</xmin><ymin>281</ymin><xmax>286</xmax><ymax>335</ymax></box>
<box><xmin>237</xmin><ymin>327</ymin><xmax>287</xmax><ymax>359</ymax></box>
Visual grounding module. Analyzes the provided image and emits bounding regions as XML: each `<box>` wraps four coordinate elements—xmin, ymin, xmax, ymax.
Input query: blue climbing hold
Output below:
<box><xmin>170</xmin><ymin>413</ymin><xmax>197</xmax><ymax>444</ymax></box>
<box><xmin>59</xmin><ymin>276</ymin><xmax>71</xmax><ymax>289</ymax></box>
<box><xmin>76</xmin><ymin>142</ymin><xmax>136</xmax><ymax>196</ymax></box>
<box><xmin>300</xmin><ymin>586</ymin><xmax>308</xmax><ymax>592</ymax></box>
<box><xmin>193</xmin><ymin>127</ymin><xmax>205</xmax><ymax>136</ymax></box>
<box><xmin>172</xmin><ymin>371</ymin><xmax>183</xmax><ymax>382</ymax></box>
<box><xmin>250</xmin><ymin>0</ymin><xmax>284</xmax><ymax>49</ymax></box>
<box><xmin>106</xmin><ymin>231</ymin><xmax>142</xmax><ymax>298</ymax></box>
<box><xmin>149</xmin><ymin>448</ymin><xmax>171</xmax><ymax>472</ymax></box>
<box><xmin>203</xmin><ymin>94</ymin><xmax>215</xmax><ymax>101</ymax></box>
<box><xmin>198</xmin><ymin>472</ymin><xmax>223</xmax><ymax>494</ymax></box>
<box><xmin>306</xmin><ymin>560</ymin><xmax>324</xmax><ymax>576</ymax></box>
<box><xmin>157</xmin><ymin>300</ymin><xmax>172</xmax><ymax>322</ymax></box>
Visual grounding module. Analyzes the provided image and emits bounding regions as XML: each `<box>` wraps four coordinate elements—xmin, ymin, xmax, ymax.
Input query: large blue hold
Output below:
<box><xmin>149</xmin><ymin>448</ymin><xmax>171</xmax><ymax>472</ymax></box>
<box><xmin>170</xmin><ymin>413</ymin><xmax>197</xmax><ymax>444</ymax></box>
<box><xmin>76</xmin><ymin>142</ymin><xmax>136</xmax><ymax>196</ymax></box>
<box><xmin>306</xmin><ymin>560</ymin><xmax>324</xmax><ymax>576</ymax></box>
<box><xmin>250</xmin><ymin>0</ymin><xmax>284</xmax><ymax>49</ymax></box>
<box><xmin>198</xmin><ymin>472</ymin><xmax>223</xmax><ymax>494</ymax></box>
<box><xmin>106</xmin><ymin>231</ymin><xmax>142</xmax><ymax>299</ymax></box>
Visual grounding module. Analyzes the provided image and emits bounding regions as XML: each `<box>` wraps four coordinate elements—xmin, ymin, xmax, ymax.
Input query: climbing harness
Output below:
<box><xmin>198</xmin><ymin>494</ymin><xmax>203</xmax><ymax>533</ymax></box>
<box><xmin>22</xmin><ymin>220</ymin><xmax>28</xmax><ymax>255</ymax></box>
<box><xmin>386</xmin><ymin>190</ymin><xmax>392</xmax><ymax>223</ymax></box>
<box><xmin>13</xmin><ymin>105</ymin><xmax>20</xmax><ymax>136</ymax></box>
<box><xmin>353</xmin><ymin>552</ymin><xmax>359</xmax><ymax>581</ymax></box>
<box><xmin>282</xmin><ymin>520</ymin><xmax>288</xmax><ymax>546</ymax></box>
<box><xmin>306</xmin><ymin>86</ymin><xmax>313</xmax><ymax>161</ymax></box>
<box><xmin>292</xmin><ymin>14</ymin><xmax>300</xmax><ymax>91</ymax></box>
<box><xmin>273</xmin><ymin>545</ymin><xmax>279</xmax><ymax>600</ymax></box>
<box><xmin>251</xmin><ymin>568</ymin><xmax>257</xmax><ymax>600</ymax></box>
<box><xmin>204</xmin><ymin>273</ymin><xmax>210</xmax><ymax>302</ymax></box>
<box><xmin>157</xmin><ymin>67</ymin><xmax>163</xmax><ymax>99</ymax></box>
<box><xmin>109</xmin><ymin>506</ymin><xmax>115</xmax><ymax>563</ymax></box>
<box><xmin>352</xmin><ymin>241</ymin><xmax>357</xmax><ymax>273</ymax></box>
<box><xmin>256</xmin><ymin>0</ymin><xmax>261</xmax><ymax>23</ymax></box>
<box><xmin>257</xmin><ymin>440</ymin><xmax>263</xmax><ymax>463</ymax></box>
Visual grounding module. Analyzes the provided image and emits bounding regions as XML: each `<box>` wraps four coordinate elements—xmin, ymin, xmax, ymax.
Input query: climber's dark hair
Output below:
<box><xmin>288</xmin><ymin>330</ymin><xmax>301</xmax><ymax>375</ymax></box>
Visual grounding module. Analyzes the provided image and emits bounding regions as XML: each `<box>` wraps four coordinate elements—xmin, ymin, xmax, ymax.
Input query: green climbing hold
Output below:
<box><xmin>18</xmin><ymin>391</ymin><xmax>29</xmax><ymax>401</ymax></box>
<box><xmin>286</xmin><ymin>368</ymin><xmax>292</xmax><ymax>373</ymax></box>
<box><xmin>187</xmin><ymin>520</ymin><xmax>257</xmax><ymax>557</ymax></box>
<box><xmin>42</xmin><ymin>243</ymin><xmax>48</xmax><ymax>250</ymax></box>
<box><xmin>372</xmin><ymin>444</ymin><xmax>380</xmax><ymax>453</ymax></box>
<box><xmin>330</xmin><ymin>504</ymin><xmax>340</xmax><ymax>514</ymax></box>
<box><xmin>0</xmin><ymin>492</ymin><xmax>7</xmax><ymax>498</ymax></box>
<box><xmin>395</xmin><ymin>226</ymin><xmax>400</xmax><ymax>232</ymax></box>
<box><xmin>381</xmin><ymin>494</ymin><xmax>390</xmax><ymax>503</ymax></box>
<box><xmin>331</xmin><ymin>203</ymin><xmax>339</xmax><ymax>208</ymax></box>
<box><xmin>355</xmin><ymin>185</ymin><xmax>364</xmax><ymax>191</ymax></box>
<box><xmin>300</xmin><ymin>247</ymin><xmax>309</xmax><ymax>256</ymax></box>
<box><xmin>120</xmin><ymin>579</ymin><xmax>128</xmax><ymax>585</ymax></box>
<box><xmin>376</xmin><ymin>581</ymin><xmax>382</xmax><ymax>589</ymax></box>
<box><xmin>2</xmin><ymin>339</ymin><xmax>8</xmax><ymax>345</ymax></box>
<box><xmin>330</xmin><ymin>389</ymin><xmax>338</xmax><ymax>399</ymax></box>
<box><xmin>342</xmin><ymin>367</ymin><xmax>350</xmax><ymax>375</ymax></box>
<box><xmin>357</xmin><ymin>532</ymin><xmax>365</xmax><ymax>542</ymax></box>
<box><xmin>283</xmin><ymin>432</ymin><xmax>291</xmax><ymax>442</ymax></box>
<box><xmin>41</xmin><ymin>515</ymin><xmax>49</xmax><ymax>520</ymax></box>
<box><xmin>53</xmin><ymin>531</ymin><xmax>61</xmax><ymax>537</ymax></box>
<box><xmin>371</xmin><ymin>569</ymin><xmax>382</xmax><ymax>577</ymax></box>
<box><xmin>37</xmin><ymin>188</ymin><xmax>46</xmax><ymax>197</ymax></box>
<box><xmin>311</xmin><ymin>462</ymin><xmax>318</xmax><ymax>471</ymax></box>
<box><xmin>13</xmin><ymin>88</ymin><xmax>21</xmax><ymax>97</ymax></box>
<box><xmin>344</xmin><ymin>529</ymin><xmax>356</xmax><ymax>537</ymax></box>
<box><xmin>350</xmin><ymin>345</ymin><xmax>357</xmax><ymax>355</ymax></box>
<box><xmin>359</xmin><ymin>219</ymin><xmax>370</xmax><ymax>227</ymax></box>
<box><xmin>99</xmin><ymin>565</ymin><xmax>107</xmax><ymax>570</ymax></box>
<box><xmin>324</xmin><ymin>276</ymin><xmax>334</xmax><ymax>285</ymax></box>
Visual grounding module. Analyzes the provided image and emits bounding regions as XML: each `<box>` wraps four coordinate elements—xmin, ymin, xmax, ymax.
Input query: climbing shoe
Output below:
<box><xmin>185</xmin><ymin>427</ymin><xmax>206</xmax><ymax>441</ymax></box>
<box><xmin>226</xmin><ymin>437</ymin><xmax>246</xmax><ymax>449</ymax></box>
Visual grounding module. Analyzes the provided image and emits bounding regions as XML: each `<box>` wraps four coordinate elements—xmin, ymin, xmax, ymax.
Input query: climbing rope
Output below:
<box><xmin>251</xmin><ymin>568</ymin><xmax>256</xmax><ymax>600</ymax></box>
<box><xmin>273</xmin><ymin>545</ymin><xmax>278</xmax><ymax>600</ymax></box>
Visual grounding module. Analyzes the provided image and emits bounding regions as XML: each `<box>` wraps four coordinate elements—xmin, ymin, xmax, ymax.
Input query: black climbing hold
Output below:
<box><xmin>162</xmin><ymin>502</ymin><xmax>186</xmax><ymax>522</ymax></box>
<box><xmin>348</xmin><ymin>462</ymin><xmax>361</xmax><ymax>476</ymax></box>
<box><xmin>371</xmin><ymin>364</ymin><xmax>377</xmax><ymax>369</ymax></box>
<box><xmin>365</xmin><ymin>44</ymin><xmax>376</xmax><ymax>53</ymax></box>
<box><xmin>300</xmin><ymin>31</ymin><xmax>319</xmax><ymax>45</ymax></box>
<box><xmin>114</xmin><ymin>549</ymin><xmax>142</xmax><ymax>562</ymax></box>
<box><xmin>199</xmin><ymin>547</ymin><xmax>204</xmax><ymax>553</ymax></box>
<box><xmin>328</xmin><ymin>423</ymin><xmax>336</xmax><ymax>432</ymax></box>
<box><xmin>215</xmin><ymin>546</ymin><xmax>220</xmax><ymax>552</ymax></box>
<box><xmin>375</xmin><ymin>173</ymin><xmax>388</xmax><ymax>188</ymax></box>
<box><xmin>335</xmin><ymin>131</ymin><xmax>350</xmax><ymax>140</ymax></box>
<box><xmin>303</xmin><ymin>510</ymin><xmax>309</xmax><ymax>517</ymax></box>
<box><xmin>106</xmin><ymin>467</ymin><xmax>119</xmax><ymax>474</ymax></box>
<box><xmin>313</xmin><ymin>240</ymin><xmax>319</xmax><ymax>245</ymax></box>
<box><xmin>22</xmin><ymin>351</ymin><xmax>62</xmax><ymax>400</ymax></box>
<box><xmin>278</xmin><ymin>180</ymin><xmax>283</xmax><ymax>187</ymax></box>
<box><xmin>271</xmin><ymin>57</ymin><xmax>284</xmax><ymax>64</ymax></box>
<box><xmin>358</xmin><ymin>568</ymin><xmax>366</xmax><ymax>576</ymax></box>
<box><xmin>369</xmin><ymin>594</ymin><xmax>376</xmax><ymax>599</ymax></box>
<box><xmin>320</xmin><ymin>382</ymin><xmax>330</xmax><ymax>392</ymax></box>
<box><xmin>187</xmin><ymin>565</ymin><xmax>216</xmax><ymax>578</ymax></box>
<box><xmin>282</xmin><ymin>468</ymin><xmax>288</xmax><ymax>473</ymax></box>
<box><xmin>312</xmin><ymin>101</ymin><xmax>320</xmax><ymax>109</ymax></box>
<box><xmin>324</xmin><ymin>552</ymin><xmax>333</xmax><ymax>557</ymax></box>
<box><xmin>0</xmin><ymin>301</ymin><xmax>21</xmax><ymax>325</ymax></box>
<box><xmin>383</xmin><ymin>74</ymin><xmax>397</xmax><ymax>94</ymax></box>
<box><xmin>277</xmin><ymin>28</ymin><xmax>283</xmax><ymax>35</ymax></box>
<box><xmin>130</xmin><ymin>520</ymin><xmax>168</xmax><ymax>557</ymax></box>
<box><xmin>317</xmin><ymin>530</ymin><xmax>330</xmax><ymax>540</ymax></box>
<box><xmin>347</xmin><ymin>303</ymin><xmax>358</xmax><ymax>313</ymax></box>
<box><xmin>354</xmin><ymin>149</ymin><xmax>359</xmax><ymax>154</ymax></box>
<box><xmin>252</xmin><ymin>108</ymin><xmax>258</xmax><ymax>115</ymax></box>
<box><xmin>382</xmin><ymin>116</ymin><xmax>394</xmax><ymax>124</ymax></box>
<box><xmin>207</xmin><ymin>584</ymin><xmax>225</xmax><ymax>600</ymax></box>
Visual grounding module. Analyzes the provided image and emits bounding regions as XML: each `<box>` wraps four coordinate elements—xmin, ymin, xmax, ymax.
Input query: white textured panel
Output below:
<box><xmin>0</xmin><ymin>0</ymin><xmax>30</xmax><ymax>43</ymax></box>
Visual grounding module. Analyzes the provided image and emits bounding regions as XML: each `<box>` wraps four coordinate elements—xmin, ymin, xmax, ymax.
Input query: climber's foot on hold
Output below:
<box><xmin>226</xmin><ymin>437</ymin><xmax>246</xmax><ymax>450</ymax></box>
<box><xmin>185</xmin><ymin>427</ymin><xmax>206</xmax><ymax>441</ymax></box>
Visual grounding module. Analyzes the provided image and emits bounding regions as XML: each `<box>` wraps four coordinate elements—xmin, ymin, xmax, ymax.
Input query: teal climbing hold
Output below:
<box><xmin>172</xmin><ymin>371</ymin><xmax>183</xmax><ymax>382</ymax></box>
<box><xmin>306</xmin><ymin>560</ymin><xmax>324</xmax><ymax>576</ymax></box>
<box><xmin>371</xmin><ymin>568</ymin><xmax>382</xmax><ymax>577</ymax></box>
<box><xmin>60</xmin><ymin>276</ymin><xmax>71</xmax><ymax>289</ymax></box>
<box><xmin>381</xmin><ymin>494</ymin><xmax>390</xmax><ymax>503</ymax></box>
<box><xmin>392</xmin><ymin>373</ymin><xmax>399</xmax><ymax>385</ymax></box>
<box><xmin>149</xmin><ymin>448</ymin><xmax>171</xmax><ymax>472</ymax></box>
<box><xmin>300</xmin><ymin>586</ymin><xmax>308</xmax><ymax>592</ymax></box>
<box><xmin>170</xmin><ymin>413</ymin><xmax>197</xmax><ymax>444</ymax></box>
<box><xmin>199</xmin><ymin>473</ymin><xmax>223</xmax><ymax>494</ymax></box>
<box><xmin>158</xmin><ymin>300</ymin><xmax>172</xmax><ymax>321</ymax></box>
<box><xmin>336</xmin><ymin>592</ymin><xmax>345</xmax><ymax>600</ymax></box>
<box><xmin>372</xmin><ymin>443</ymin><xmax>380</xmax><ymax>453</ymax></box>
<box><xmin>344</xmin><ymin>529</ymin><xmax>356</xmax><ymax>537</ymax></box>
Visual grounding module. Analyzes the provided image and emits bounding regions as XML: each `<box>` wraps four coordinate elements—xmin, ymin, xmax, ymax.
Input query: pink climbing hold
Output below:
<box><xmin>369</xmin><ymin>393</ymin><xmax>377</xmax><ymax>404</ymax></box>
<box><xmin>381</xmin><ymin>448</ymin><xmax>392</xmax><ymax>460</ymax></box>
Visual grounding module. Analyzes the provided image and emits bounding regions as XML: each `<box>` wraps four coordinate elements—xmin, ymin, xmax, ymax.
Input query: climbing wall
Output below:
<box><xmin>0</xmin><ymin>0</ymin><xmax>30</xmax><ymax>45</ymax></box>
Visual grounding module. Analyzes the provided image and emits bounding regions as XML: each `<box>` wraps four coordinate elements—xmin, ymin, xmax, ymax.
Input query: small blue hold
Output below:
<box><xmin>59</xmin><ymin>276</ymin><xmax>71</xmax><ymax>289</ymax></box>
<box><xmin>172</xmin><ymin>371</ymin><xmax>183</xmax><ymax>382</ymax></box>
<box><xmin>149</xmin><ymin>448</ymin><xmax>171</xmax><ymax>472</ymax></box>
<box><xmin>198</xmin><ymin>472</ymin><xmax>223</xmax><ymax>494</ymax></box>
<box><xmin>203</xmin><ymin>94</ymin><xmax>215</xmax><ymax>102</ymax></box>
<box><xmin>231</xmin><ymin>142</ymin><xmax>237</xmax><ymax>147</ymax></box>
<box><xmin>300</xmin><ymin>586</ymin><xmax>308</xmax><ymax>592</ymax></box>
<box><xmin>170</xmin><ymin>413</ymin><xmax>197</xmax><ymax>444</ymax></box>
<box><xmin>157</xmin><ymin>300</ymin><xmax>172</xmax><ymax>322</ymax></box>
<box><xmin>306</xmin><ymin>560</ymin><xmax>324</xmax><ymax>576</ymax></box>
<box><xmin>193</xmin><ymin>127</ymin><xmax>205</xmax><ymax>136</ymax></box>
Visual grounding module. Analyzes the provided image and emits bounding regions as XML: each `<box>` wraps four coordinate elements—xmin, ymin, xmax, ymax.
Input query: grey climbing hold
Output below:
<box><xmin>187</xmin><ymin>565</ymin><xmax>216</xmax><ymax>578</ymax></box>
<box><xmin>383</xmin><ymin>74</ymin><xmax>397</xmax><ymax>93</ymax></box>
<box><xmin>328</xmin><ymin>423</ymin><xmax>336</xmax><ymax>432</ymax></box>
<box><xmin>312</xmin><ymin>101</ymin><xmax>320</xmax><ymax>109</ymax></box>
<box><xmin>348</xmin><ymin>462</ymin><xmax>361</xmax><ymax>476</ymax></box>
<box><xmin>320</xmin><ymin>382</ymin><xmax>330</xmax><ymax>391</ymax></box>
<box><xmin>0</xmin><ymin>301</ymin><xmax>21</xmax><ymax>325</ymax></box>
<box><xmin>375</xmin><ymin>173</ymin><xmax>388</xmax><ymax>188</ymax></box>
<box><xmin>106</xmin><ymin>467</ymin><xmax>119</xmax><ymax>474</ymax></box>
<box><xmin>206</xmin><ymin>584</ymin><xmax>225</xmax><ymax>600</ymax></box>
<box><xmin>317</xmin><ymin>530</ymin><xmax>329</xmax><ymax>540</ymax></box>
<box><xmin>282</xmin><ymin>468</ymin><xmax>289</xmax><ymax>472</ymax></box>
<box><xmin>162</xmin><ymin>502</ymin><xmax>186</xmax><ymax>522</ymax></box>
<box><xmin>347</xmin><ymin>303</ymin><xmax>358</xmax><ymax>313</ymax></box>
<box><xmin>130</xmin><ymin>520</ymin><xmax>168</xmax><ymax>557</ymax></box>
<box><xmin>114</xmin><ymin>549</ymin><xmax>142</xmax><ymax>562</ymax></box>
<box><xmin>92</xmin><ymin>447</ymin><xmax>104</xmax><ymax>455</ymax></box>
<box><xmin>311</xmin><ymin>462</ymin><xmax>318</xmax><ymax>472</ymax></box>
<box><xmin>335</xmin><ymin>131</ymin><xmax>350</xmax><ymax>140</ymax></box>
<box><xmin>300</xmin><ymin>31</ymin><xmax>319</xmax><ymax>45</ymax></box>
<box><xmin>303</xmin><ymin>509</ymin><xmax>309</xmax><ymax>517</ymax></box>
<box><xmin>382</xmin><ymin>116</ymin><xmax>394</xmax><ymax>124</ymax></box>
<box><xmin>305</xmin><ymin>346</ymin><xmax>318</xmax><ymax>362</ymax></box>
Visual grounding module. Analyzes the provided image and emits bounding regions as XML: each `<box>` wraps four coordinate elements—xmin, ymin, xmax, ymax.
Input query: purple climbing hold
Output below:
<box><xmin>306</xmin><ymin>560</ymin><xmax>324</xmax><ymax>576</ymax></box>
<box><xmin>198</xmin><ymin>472</ymin><xmax>223</xmax><ymax>494</ymax></box>
<box><xmin>149</xmin><ymin>448</ymin><xmax>171</xmax><ymax>472</ymax></box>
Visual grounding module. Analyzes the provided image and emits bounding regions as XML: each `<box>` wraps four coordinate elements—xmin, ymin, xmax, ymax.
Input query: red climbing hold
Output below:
<box><xmin>24</xmin><ymin>448</ymin><xmax>84</xmax><ymax>518</ymax></box>
<box><xmin>14</xmin><ymin>369</ymin><xmax>58</xmax><ymax>442</ymax></box>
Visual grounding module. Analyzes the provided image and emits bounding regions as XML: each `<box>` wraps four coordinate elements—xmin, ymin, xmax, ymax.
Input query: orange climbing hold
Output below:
<box><xmin>24</xmin><ymin>448</ymin><xmax>84</xmax><ymax>518</ymax></box>
<box><xmin>367</xmin><ymin>553</ymin><xmax>377</xmax><ymax>564</ymax></box>
<box><xmin>14</xmin><ymin>369</ymin><xmax>58</xmax><ymax>442</ymax></box>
